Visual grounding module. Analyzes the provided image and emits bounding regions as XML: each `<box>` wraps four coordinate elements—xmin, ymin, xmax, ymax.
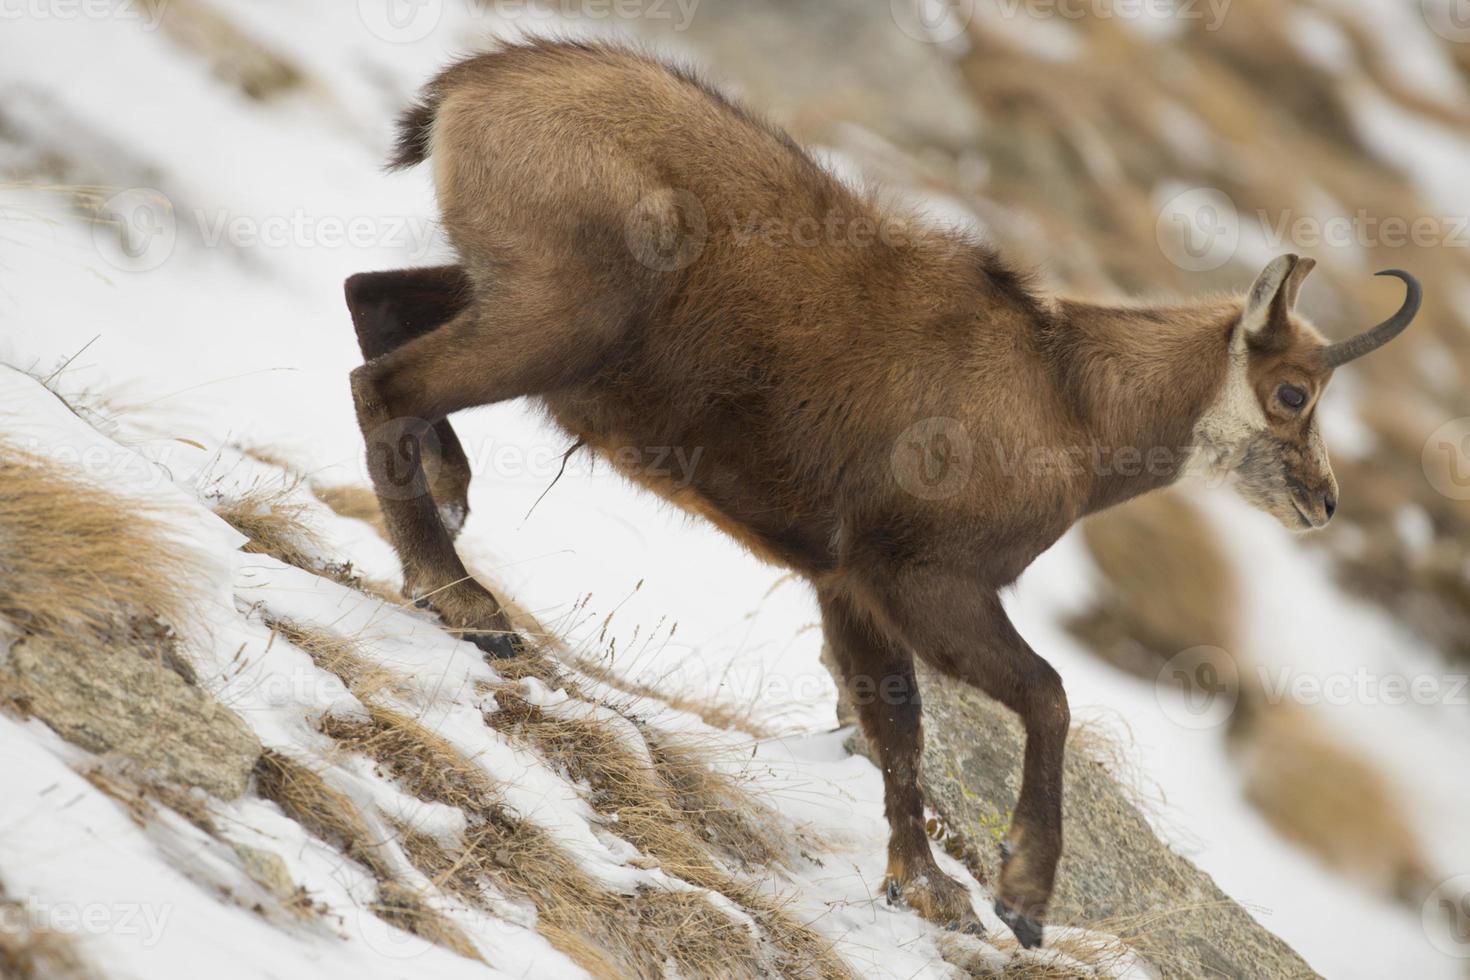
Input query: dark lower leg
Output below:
<box><xmin>345</xmin><ymin>267</ymin><xmax>475</xmax><ymax>536</ymax></box>
<box><xmin>819</xmin><ymin>591</ymin><xmax>981</xmax><ymax>934</ymax></box>
<box><xmin>350</xmin><ymin>355</ymin><xmax>517</xmax><ymax>658</ymax></box>
<box><xmin>877</xmin><ymin>579</ymin><xmax>1067</xmax><ymax>948</ymax></box>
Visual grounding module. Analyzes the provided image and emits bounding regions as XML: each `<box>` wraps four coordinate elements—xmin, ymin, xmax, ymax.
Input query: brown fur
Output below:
<box><xmin>344</xmin><ymin>39</ymin><xmax>1410</xmax><ymax>946</ymax></box>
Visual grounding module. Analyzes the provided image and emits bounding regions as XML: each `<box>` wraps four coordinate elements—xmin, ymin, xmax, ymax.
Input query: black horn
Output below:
<box><xmin>1321</xmin><ymin>269</ymin><xmax>1421</xmax><ymax>368</ymax></box>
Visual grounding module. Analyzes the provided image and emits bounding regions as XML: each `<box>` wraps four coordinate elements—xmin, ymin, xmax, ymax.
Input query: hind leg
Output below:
<box><xmin>349</xmin><ymin>266</ymin><xmax>628</xmax><ymax>656</ymax></box>
<box><xmin>345</xmin><ymin>267</ymin><xmax>474</xmax><ymax>538</ymax></box>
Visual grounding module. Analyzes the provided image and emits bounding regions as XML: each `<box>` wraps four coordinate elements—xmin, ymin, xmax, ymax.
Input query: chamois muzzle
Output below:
<box><xmin>1319</xmin><ymin>269</ymin><xmax>1421</xmax><ymax>368</ymax></box>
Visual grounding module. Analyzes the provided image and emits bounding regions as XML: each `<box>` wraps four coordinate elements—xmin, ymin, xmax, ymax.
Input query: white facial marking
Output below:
<box><xmin>1189</xmin><ymin>320</ymin><xmax>1267</xmax><ymax>480</ymax></box>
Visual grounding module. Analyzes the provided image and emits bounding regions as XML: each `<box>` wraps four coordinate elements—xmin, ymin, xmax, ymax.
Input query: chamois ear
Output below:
<box><xmin>1239</xmin><ymin>254</ymin><xmax>1311</xmax><ymax>350</ymax></box>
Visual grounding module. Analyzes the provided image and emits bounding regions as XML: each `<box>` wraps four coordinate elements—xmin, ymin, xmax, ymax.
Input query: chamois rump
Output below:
<box><xmin>344</xmin><ymin>39</ymin><xmax>1420</xmax><ymax>947</ymax></box>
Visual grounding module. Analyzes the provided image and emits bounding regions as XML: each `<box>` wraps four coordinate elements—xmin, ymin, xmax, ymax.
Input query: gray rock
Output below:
<box><xmin>854</xmin><ymin>662</ymin><xmax>1320</xmax><ymax>979</ymax></box>
<box><xmin>2</xmin><ymin>633</ymin><xmax>260</xmax><ymax>799</ymax></box>
<box><xmin>627</xmin><ymin>0</ymin><xmax>984</xmax><ymax>150</ymax></box>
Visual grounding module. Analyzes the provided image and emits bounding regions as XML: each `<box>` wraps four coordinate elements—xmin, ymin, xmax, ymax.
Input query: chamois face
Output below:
<box><xmin>1233</xmin><ymin>315</ymin><xmax>1338</xmax><ymax>531</ymax></box>
<box><xmin>1194</xmin><ymin>255</ymin><xmax>1339</xmax><ymax>532</ymax></box>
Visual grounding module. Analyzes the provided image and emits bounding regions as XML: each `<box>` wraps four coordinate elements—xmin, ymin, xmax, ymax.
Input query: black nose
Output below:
<box><xmin>1324</xmin><ymin>494</ymin><xmax>1337</xmax><ymax>520</ymax></box>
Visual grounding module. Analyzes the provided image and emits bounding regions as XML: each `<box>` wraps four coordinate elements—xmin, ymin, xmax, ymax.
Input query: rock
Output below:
<box><xmin>630</xmin><ymin>0</ymin><xmax>984</xmax><ymax>150</ymax></box>
<box><xmin>1</xmin><ymin>634</ymin><xmax>260</xmax><ymax>799</ymax></box>
<box><xmin>230</xmin><ymin>843</ymin><xmax>301</xmax><ymax>903</ymax></box>
<box><xmin>854</xmin><ymin>662</ymin><xmax>1320</xmax><ymax>979</ymax></box>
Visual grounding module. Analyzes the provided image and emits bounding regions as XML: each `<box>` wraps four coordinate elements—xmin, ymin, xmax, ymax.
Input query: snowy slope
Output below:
<box><xmin>1</xmin><ymin>3</ymin><xmax>1468</xmax><ymax>978</ymax></box>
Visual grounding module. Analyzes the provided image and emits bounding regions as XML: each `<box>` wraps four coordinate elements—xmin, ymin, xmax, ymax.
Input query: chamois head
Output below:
<box><xmin>1199</xmin><ymin>254</ymin><xmax>1421</xmax><ymax>532</ymax></box>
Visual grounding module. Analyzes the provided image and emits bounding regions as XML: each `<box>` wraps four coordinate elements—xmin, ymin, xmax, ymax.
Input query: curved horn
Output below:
<box><xmin>1320</xmin><ymin>269</ymin><xmax>1422</xmax><ymax>368</ymax></box>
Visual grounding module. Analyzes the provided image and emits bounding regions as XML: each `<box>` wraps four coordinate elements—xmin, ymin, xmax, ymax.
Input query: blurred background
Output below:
<box><xmin>4</xmin><ymin>0</ymin><xmax>1470</xmax><ymax>975</ymax></box>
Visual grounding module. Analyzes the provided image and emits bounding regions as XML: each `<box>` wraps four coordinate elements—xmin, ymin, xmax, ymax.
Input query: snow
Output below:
<box><xmin>2</xmin><ymin>3</ymin><xmax>1468</xmax><ymax>977</ymax></box>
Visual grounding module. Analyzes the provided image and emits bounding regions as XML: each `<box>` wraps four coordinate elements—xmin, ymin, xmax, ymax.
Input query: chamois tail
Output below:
<box><xmin>387</xmin><ymin>93</ymin><xmax>440</xmax><ymax>171</ymax></box>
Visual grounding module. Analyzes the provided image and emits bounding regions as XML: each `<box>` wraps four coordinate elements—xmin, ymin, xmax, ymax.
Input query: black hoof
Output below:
<box><xmin>995</xmin><ymin>899</ymin><xmax>1044</xmax><ymax>949</ymax></box>
<box><xmin>471</xmin><ymin>631</ymin><xmax>522</xmax><ymax>660</ymax></box>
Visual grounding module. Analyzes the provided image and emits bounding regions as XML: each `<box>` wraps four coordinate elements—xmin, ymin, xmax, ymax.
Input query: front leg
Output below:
<box><xmin>866</xmin><ymin>572</ymin><xmax>1069</xmax><ymax>949</ymax></box>
<box><xmin>818</xmin><ymin>589</ymin><xmax>983</xmax><ymax>935</ymax></box>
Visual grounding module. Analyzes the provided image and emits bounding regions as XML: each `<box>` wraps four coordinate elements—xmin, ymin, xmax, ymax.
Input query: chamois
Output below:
<box><xmin>345</xmin><ymin>39</ymin><xmax>1420</xmax><ymax>947</ymax></box>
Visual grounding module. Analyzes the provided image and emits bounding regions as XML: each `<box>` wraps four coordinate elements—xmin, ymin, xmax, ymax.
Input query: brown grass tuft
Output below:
<box><xmin>264</xmin><ymin>617</ymin><xmax>412</xmax><ymax>705</ymax></box>
<box><xmin>321</xmin><ymin>702</ymin><xmax>846</xmax><ymax>978</ymax></box>
<box><xmin>0</xmin><ymin>889</ymin><xmax>99</xmax><ymax>980</ymax></box>
<box><xmin>566</xmin><ymin>651</ymin><xmax>780</xmax><ymax>739</ymax></box>
<box><xmin>252</xmin><ymin>749</ymin><xmax>482</xmax><ymax>961</ymax></box>
<box><xmin>486</xmin><ymin>687</ymin><xmax>848</xmax><ymax>979</ymax></box>
<box><xmin>311</xmin><ymin>484</ymin><xmax>388</xmax><ymax>537</ymax></box>
<box><xmin>0</xmin><ymin>441</ymin><xmax>202</xmax><ymax>649</ymax></box>
<box><xmin>211</xmin><ymin>484</ymin><xmax>325</xmax><ymax>573</ymax></box>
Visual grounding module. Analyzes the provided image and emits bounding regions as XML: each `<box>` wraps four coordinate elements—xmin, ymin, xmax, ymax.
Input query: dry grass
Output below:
<box><xmin>321</xmin><ymin>702</ymin><xmax>847</xmax><ymax>979</ymax></box>
<box><xmin>211</xmin><ymin>482</ymin><xmax>402</xmax><ymax>600</ymax></box>
<box><xmin>311</xmin><ymin>483</ymin><xmax>388</xmax><ymax>537</ymax></box>
<box><xmin>567</xmin><ymin>651</ymin><xmax>780</xmax><ymax>740</ymax></box>
<box><xmin>252</xmin><ymin>748</ymin><xmax>483</xmax><ymax>961</ymax></box>
<box><xmin>264</xmin><ymin>617</ymin><xmax>412</xmax><ymax>705</ymax></box>
<box><xmin>0</xmin><ymin>440</ymin><xmax>202</xmax><ymax>649</ymax></box>
<box><xmin>0</xmin><ymin>891</ymin><xmax>98</xmax><ymax>980</ymax></box>
<box><xmin>210</xmin><ymin>483</ymin><xmax>326</xmax><ymax>573</ymax></box>
<box><xmin>485</xmin><ymin>688</ymin><xmax>848</xmax><ymax>979</ymax></box>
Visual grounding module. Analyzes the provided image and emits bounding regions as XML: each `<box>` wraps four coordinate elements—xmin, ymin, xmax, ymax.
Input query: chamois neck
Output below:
<box><xmin>1046</xmin><ymin>296</ymin><xmax>1239</xmax><ymax>511</ymax></box>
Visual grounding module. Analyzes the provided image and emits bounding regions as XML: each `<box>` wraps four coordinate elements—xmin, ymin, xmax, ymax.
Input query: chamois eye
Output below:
<box><xmin>1277</xmin><ymin>384</ymin><xmax>1307</xmax><ymax>410</ymax></box>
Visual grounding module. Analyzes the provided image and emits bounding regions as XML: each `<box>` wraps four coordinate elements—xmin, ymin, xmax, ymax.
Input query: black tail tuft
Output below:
<box><xmin>387</xmin><ymin>95</ymin><xmax>440</xmax><ymax>171</ymax></box>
